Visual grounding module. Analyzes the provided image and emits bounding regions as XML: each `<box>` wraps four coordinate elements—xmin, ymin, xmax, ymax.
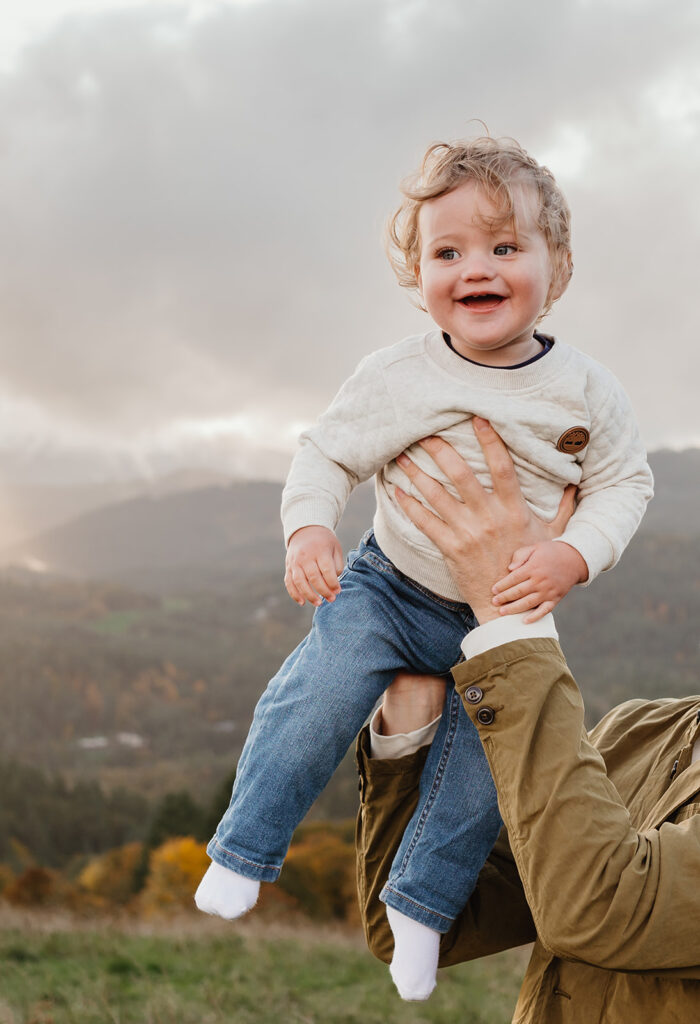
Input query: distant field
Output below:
<box><xmin>0</xmin><ymin>909</ymin><xmax>527</xmax><ymax>1024</ymax></box>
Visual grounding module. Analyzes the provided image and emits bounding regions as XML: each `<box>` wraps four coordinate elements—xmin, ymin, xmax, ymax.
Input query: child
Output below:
<box><xmin>195</xmin><ymin>137</ymin><xmax>653</xmax><ymax>1000</ymax></box>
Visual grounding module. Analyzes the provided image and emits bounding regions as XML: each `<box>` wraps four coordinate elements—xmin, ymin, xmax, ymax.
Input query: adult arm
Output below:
<box><xmin>395</xmin><ymin>425</ymin><xmax>700</xmax><ymax>975</ymax></box>
<box><xmin>454</xmin><ymin>639</ymin><xmax>700</xmax><ymax>974</ymax></box>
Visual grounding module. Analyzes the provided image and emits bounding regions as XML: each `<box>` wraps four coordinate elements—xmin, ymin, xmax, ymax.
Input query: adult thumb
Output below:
<box><xmin>551</xmin><ymin>484</ymin><xmax>577</xmax><ymax>535</ymax></box>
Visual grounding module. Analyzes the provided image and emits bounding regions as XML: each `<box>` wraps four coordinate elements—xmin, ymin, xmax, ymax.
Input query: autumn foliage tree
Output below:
<box><xmin>138</xmin><ymin>837</ymin><xmax>210</xmax><ymax>913</ymax></box>
<box><xmin>278</xmin><ymin>822</ymin><xmax>358</xmax><ymax>923</ymax></box>
<box><xmin>3</xmin><ymin>866</ymin><xmax>74</xmax><ymax>907</ymax></box>
<box><xmin>78</xmin><ymin>842</ymin><xmax>144</xmax><ymax>905</ymax></box>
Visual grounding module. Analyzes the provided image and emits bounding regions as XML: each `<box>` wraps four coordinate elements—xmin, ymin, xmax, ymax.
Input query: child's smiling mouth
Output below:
<box><xmin>458</xmin><ymin>293</ymin><xmax>506</xmax><ymax>311</ymax></box>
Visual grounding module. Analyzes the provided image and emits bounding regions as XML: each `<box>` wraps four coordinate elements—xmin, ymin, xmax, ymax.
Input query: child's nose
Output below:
<box><xmin>460</xmin><ymin>252</ymin><xmax>494</xmax><ymax>280</ymax></box>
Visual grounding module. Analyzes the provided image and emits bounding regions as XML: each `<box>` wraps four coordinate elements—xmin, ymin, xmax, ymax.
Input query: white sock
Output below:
<box><xmin>194</xmin><ymin>861</ymin><xmax>260</xmax><ymax>919</ymax></box>
<box><xmin>386</xmin><ymin>904</ymin><xmax>440</xmax><ymax>1001</ymax></box>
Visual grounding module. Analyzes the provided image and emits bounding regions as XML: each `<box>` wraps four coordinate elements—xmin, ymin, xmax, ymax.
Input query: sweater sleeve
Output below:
<box><xmin>281</xmin><ymin>352</ymin><xmax>402</xmax><ymax>544</ymax></box>
<box><xmin>556</xmin><ymin>375</ymin><xmax>653</xmax><ymax>582</ymax></box>
<box><xmin>454</xmin><ymin>640</ymin><xmax>700</xmax><ymax>976</ymax></box>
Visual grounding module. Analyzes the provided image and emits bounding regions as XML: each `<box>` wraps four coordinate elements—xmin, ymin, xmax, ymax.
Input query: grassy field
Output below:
<box><xmin>0</xmin><ymin>909</ymin><xmax>527</xmax><ymax>1024</ymax></box>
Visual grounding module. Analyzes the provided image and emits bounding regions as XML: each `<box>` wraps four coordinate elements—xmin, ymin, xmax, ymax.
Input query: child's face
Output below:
<box><xmin>417</xmin><ymin>180</ymin><xmax>558</xmax><ymax>366</ymax></box>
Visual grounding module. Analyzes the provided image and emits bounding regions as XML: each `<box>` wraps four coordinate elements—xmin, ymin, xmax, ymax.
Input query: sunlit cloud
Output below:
<box><xmin>0</xmin><ymin>0</ymin><xmax>697</xmax><ymax>480</ymax></box>
<box><xmin>539</xmin><ymin>125</ymin><xmax>591</xmax><ymax>183</ymax></box>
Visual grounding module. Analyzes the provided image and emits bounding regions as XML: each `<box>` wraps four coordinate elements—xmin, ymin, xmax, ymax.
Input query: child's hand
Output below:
<box><xmin>284</xmin><ymin>526</ymin><xmax>344</xmax><ymax>607</ymax></box>
<box><xmin>491</xmin><ymin>540</ymin><xmax>589</xmax><ymax>623</ymax></box>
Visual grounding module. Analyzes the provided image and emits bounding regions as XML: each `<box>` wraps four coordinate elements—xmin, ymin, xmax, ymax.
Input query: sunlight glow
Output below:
<box><xmin>164</xmin><ymin>414</ymin><xmax>310</xmax><ymax>450</ymax></box>
<box><xmin>539</xmin><ymin>125</ymin><xmax>591</xmax><ymax>182</ymax></box>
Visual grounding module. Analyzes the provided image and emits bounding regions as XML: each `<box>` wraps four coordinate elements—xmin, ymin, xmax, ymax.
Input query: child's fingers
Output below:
<box><xmin>497</xmin><ymin>592</ymin><xmax>543</xmax><ymax>615</ymax></box>
<box><xmin>316</xmin><ymin>557</ymin><xmax>341</xmax><ymax>600</ymax></box>
<box><xmin>508</xmin><ymin>545</ymin><xmax>535</xmax><ymax>571</ymax></box>
<box><xmin>289</xmin><ymin>565</ymin><xmax>323</xmax><ymax>606</ymax></box>
<box><xmin>284</xmin><ymin>572</ymin><xmax>306</xmax><ymax>606</ymax></box>
<box><xmin>303</xmin><ymin>560</ymin><xmax>336</xmax><ymax>603</ymax></box>
<box><xmin>333</xmin><ymin>548</ymin><xmax>345</xmax><ymax>576</ymax></box>
<box><xmin>523</xmin><ymin>601</ymin><xmax>556</xmax><ymax>624</ymax></box>
<box><xmin>492</xmin><ymin>564</ymin><xmax>531</xmax><ymax>595</ymax></box>
<box><xmin>492</xmin><ymin>579</ymin><xmax>536</xmax><ymax>605</ymax></box>
<box><xmin>285</xmin><ymin>570</ymin><xmax>313</xmax><ymax>606</ymax></box>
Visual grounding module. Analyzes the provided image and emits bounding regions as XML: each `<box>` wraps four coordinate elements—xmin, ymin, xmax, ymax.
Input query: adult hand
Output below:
<box><xmin>394</xmin><ymin>417</ymin><xmax>576</xmax><ymax>622</ymax></box>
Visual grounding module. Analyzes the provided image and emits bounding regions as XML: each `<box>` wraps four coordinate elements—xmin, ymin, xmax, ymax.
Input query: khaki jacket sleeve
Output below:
<box><xmin>355</xmin><ymin>727</ymin><xmax>536</xmax><ymax>967</ymax></box>
<box><xmin>454</xmin><ymin>639</ymin><xmax>700</xmax><ymax>976</ymax></box>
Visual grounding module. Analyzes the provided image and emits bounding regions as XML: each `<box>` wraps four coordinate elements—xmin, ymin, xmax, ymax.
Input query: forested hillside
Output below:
<box><xmin>0</xmin><ymin>449</ymin><xmax>697</xmax><ymax>870</ymax></box>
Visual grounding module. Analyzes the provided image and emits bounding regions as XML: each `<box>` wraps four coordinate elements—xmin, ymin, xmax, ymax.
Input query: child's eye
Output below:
<box><xmin>494</xmin><ymin>244</ymin><xmax>517</xmax><ymax>256</ymax></box>
<box><xmin>436</xmin><ymin>248</ymin><xmax>459</xmax><ymax>261</ymax></box>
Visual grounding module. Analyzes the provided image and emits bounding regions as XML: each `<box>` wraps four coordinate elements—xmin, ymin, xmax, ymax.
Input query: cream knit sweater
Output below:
<box><xmin>281</xmin><ymin>331</ymin><xmax>653</xmax><ymax>601</ymax></box>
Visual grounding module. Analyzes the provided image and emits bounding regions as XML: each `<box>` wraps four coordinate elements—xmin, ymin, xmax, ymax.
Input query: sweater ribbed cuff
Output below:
<box><xmin>556</xmin><ymin>522</ymin><xmax>616</xmax><ymax>584</ymax></box>
<box><xmin>282</xmin><ymin>498</ymin><xmax>339</xmax><ymax>546</ymax></box>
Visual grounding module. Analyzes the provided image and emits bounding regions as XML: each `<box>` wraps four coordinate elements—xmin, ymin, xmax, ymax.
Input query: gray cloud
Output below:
<box><xmin>0</xmin><ymin>0</ymin><xmax>698</xmax><ymax>457</ymax></box>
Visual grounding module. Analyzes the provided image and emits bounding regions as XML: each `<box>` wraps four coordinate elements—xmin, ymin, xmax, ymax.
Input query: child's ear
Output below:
<box><xmin>550</xmin><ymin>251</ymin><xmax>573</xmax><ymax>302</ymax></box>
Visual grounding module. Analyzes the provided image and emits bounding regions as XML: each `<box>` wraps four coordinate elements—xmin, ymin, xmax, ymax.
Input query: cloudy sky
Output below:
<box><xmin>0</xmin><ymin>0</ymin><xmax>698</xmax><ymax>482</ymax></box>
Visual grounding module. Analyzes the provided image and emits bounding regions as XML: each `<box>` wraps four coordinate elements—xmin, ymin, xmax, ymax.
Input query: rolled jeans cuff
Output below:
<box><xmin>206</xmin><ymin>836</ymin><xmax>282</xmax><ymax>882</ymax></box>
<box><xmin>380</xmin><ymin>883</ymin><xmax>456</xmax><ymax>933</ymax></box>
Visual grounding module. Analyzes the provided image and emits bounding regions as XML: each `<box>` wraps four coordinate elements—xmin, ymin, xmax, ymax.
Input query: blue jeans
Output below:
<box><xmin>208</xmin><ymin>531</ymin><xmax>502</xmax><ymax>932</ymax></box>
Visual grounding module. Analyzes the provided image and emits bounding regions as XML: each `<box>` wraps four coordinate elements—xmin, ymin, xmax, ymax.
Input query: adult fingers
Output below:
<box><xmin>416</xmin><ymin>436</ymin><xmax>486</xmax><ymax>512</ymax></box>
<box><xmin>549</xmin><ymin>484</ymin><xmax>578</xmax><ymax>536</ymax></box>
<box><xmin>472</xmin><ymin>417</ymin><xmax>523</xmax><ymax>505</ymax></box>
<box><xmin>396</xmin><ymin>453</ymin><xmax>465</xmax><ymax>525</ymax></box>
<box><xmin>395</xmin><ymin>486</ymin><xmax>452</xmax><ymax>550</ymax></box>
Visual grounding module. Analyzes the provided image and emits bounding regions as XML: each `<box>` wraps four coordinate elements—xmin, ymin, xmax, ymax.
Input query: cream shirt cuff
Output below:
<box><xmin>460</xmin><ymin>611</ymin><xmax>558</xmax><ymax>661</ymax></box>
<box><xmin>369</xmin><ymin>707</ymin><xmax>441</xmax><ymax>760</ymax></box>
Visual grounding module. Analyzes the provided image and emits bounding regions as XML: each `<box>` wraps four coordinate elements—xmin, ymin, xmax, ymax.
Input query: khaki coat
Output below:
<box><xmin>355</xmin><ymin>638</ymin><xmax>700</xmax><ymax>1022</ymax></box>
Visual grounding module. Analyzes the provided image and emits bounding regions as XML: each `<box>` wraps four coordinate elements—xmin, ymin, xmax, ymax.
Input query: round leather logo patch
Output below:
<box><xmin>556</xmin><ymin>426</ymin><xmax>590</xmax><ymax>454</ymax></box>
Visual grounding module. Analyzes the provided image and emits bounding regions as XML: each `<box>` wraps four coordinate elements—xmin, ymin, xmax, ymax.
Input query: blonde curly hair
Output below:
<box><xmin>387</xmin><ymin>136</ymin><xmax>572</xmax><ymax>316</ymax></box>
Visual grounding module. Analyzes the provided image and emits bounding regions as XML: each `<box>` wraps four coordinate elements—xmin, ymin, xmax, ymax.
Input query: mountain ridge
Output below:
<box><xmin>1</xmin><ymin>448</ymin><xmax>697</xmax><ymax>591</ymax></box>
